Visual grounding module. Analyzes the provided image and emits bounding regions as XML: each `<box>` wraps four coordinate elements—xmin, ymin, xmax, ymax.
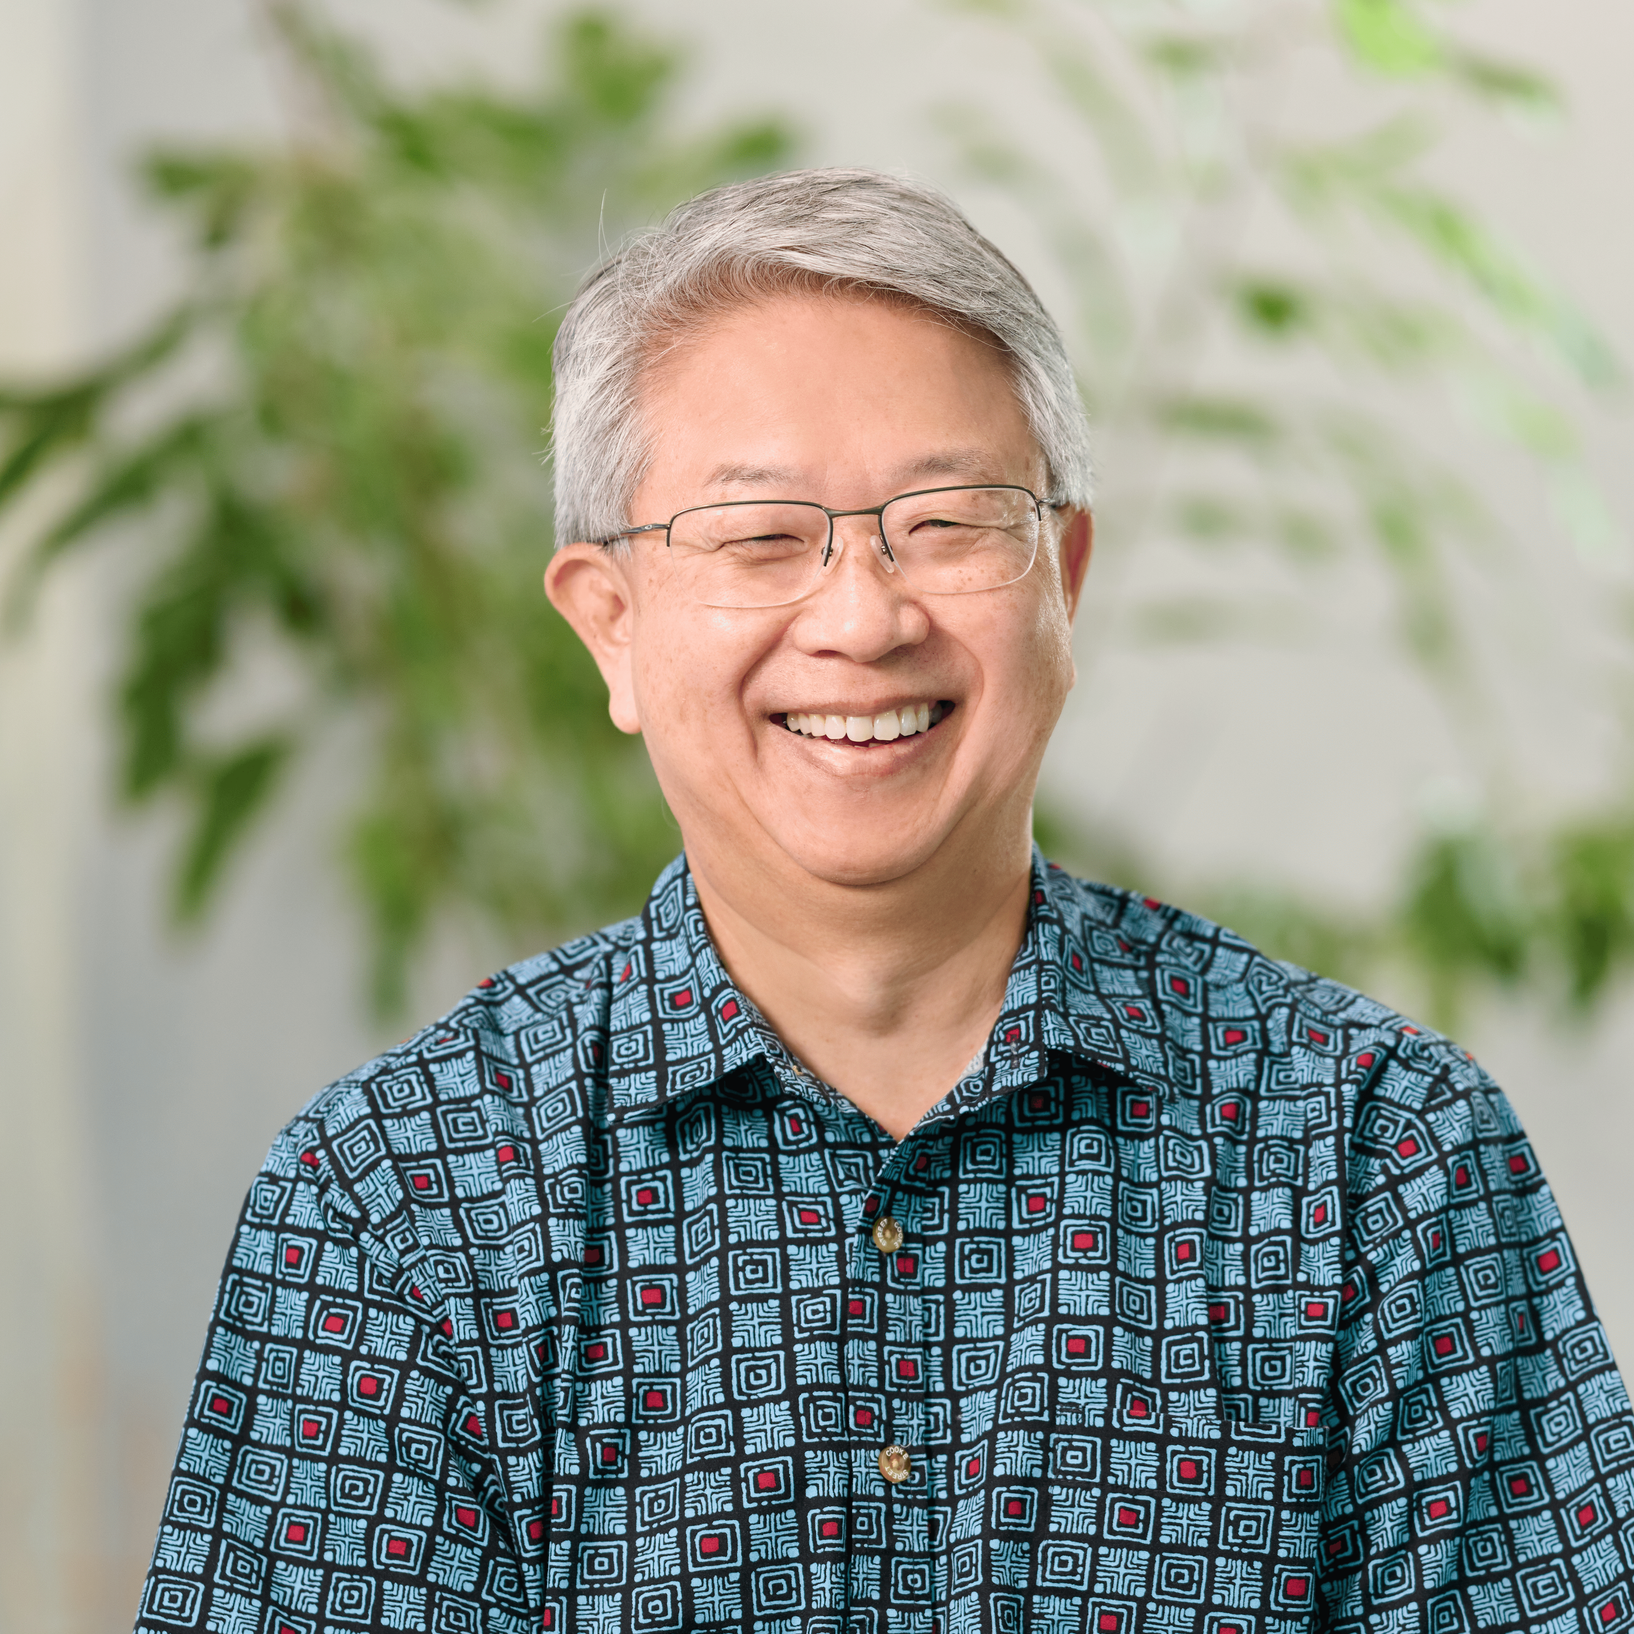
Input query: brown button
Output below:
<box><xmin>878</xmin><ymin>1443</ymin><xmax>912</xmax><ymax>1484</ymax></box>
<box><xmin>871</xmin><ymin>1215</ymin><xmax>904</xmax><ymax>1254</ymax></box>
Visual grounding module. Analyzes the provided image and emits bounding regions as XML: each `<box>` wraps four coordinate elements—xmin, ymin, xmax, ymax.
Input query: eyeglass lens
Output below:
<box><xmin>663</xmin><ymin>487</ymin><xmax>1041</xmax><ymax>609</ymax></box>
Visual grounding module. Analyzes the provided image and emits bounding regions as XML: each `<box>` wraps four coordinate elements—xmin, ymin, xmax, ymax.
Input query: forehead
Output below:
<box><xmin>634</xmin><ymin>292</ymin><xmax>1043</xmax><ymax>501</ymax></box>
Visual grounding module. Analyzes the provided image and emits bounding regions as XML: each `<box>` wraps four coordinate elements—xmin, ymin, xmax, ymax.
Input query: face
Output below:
<box><xmin>546</xmin><ymin>293</ymin><xmax>1091</xmax><ymax>895</ymax></box>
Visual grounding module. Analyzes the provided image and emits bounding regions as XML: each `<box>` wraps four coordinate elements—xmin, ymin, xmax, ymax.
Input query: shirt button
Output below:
<box><xmin>878</xmin><ymin>1444</ymin><xmax>912</xmax><ymax>1484</ymax></box>
<box><xmin>872</xmin><ymin>1215</ymin><xmax>904</xmax><ymax>1253</ymax></box>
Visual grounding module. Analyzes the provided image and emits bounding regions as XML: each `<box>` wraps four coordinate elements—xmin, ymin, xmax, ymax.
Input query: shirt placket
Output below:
<box><xmin>849</xmin><ymin>1139</ymin><xmax>938</xmax><ymax>1633</ymax></box>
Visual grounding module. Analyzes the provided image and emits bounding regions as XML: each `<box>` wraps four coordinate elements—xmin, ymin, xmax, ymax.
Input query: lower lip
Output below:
<box><xmin>774</xmin><ymin>703</ymin><xmax>955</xmax><ymax>747</ymax></box>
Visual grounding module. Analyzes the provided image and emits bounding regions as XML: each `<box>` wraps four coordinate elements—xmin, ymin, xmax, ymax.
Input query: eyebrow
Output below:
<box><xmin>704</xmin><ymin>463</ymin><xmax>802</xmax><ymax>490</ymax></box>
<box><xmin>702</xmin><ymin>448</ymin><xmax>1006</xmax><ymax>494</ymax></box>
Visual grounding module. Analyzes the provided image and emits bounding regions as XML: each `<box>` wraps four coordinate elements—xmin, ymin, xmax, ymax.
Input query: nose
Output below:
<box><xmin>791</xmin><ymin>514</ymin><xmax>929</xmax><ymax>660</ymax></box>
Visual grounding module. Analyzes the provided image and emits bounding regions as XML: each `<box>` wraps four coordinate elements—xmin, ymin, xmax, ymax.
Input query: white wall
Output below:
<box><xmin>1</xmin><ymin>1</ymin><xmax>1629</xmax><ymax>1627</ymax></box>
<box><xmin>1</xmin><ymin>3</ymin><xmax>105</xmax><ymax>1626</ymax></box>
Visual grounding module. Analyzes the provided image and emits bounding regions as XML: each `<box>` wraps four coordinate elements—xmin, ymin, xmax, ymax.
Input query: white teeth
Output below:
<box><xmin>784</xmin><ymin>703</ymin><xmax>947</xmax><ymax>740</ymax></box>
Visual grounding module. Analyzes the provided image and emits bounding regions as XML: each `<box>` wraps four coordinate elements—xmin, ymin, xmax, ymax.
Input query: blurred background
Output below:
<box><xmin>1</xmin><ymin>0</ymin><xmax>1630</xmax><ymax>1627</ymax></box>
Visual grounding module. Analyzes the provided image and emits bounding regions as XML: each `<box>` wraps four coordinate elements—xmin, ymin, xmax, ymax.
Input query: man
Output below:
<box><xmin>137</xmin><ymin>169</ymin><xmax>1634</xmax><ymax>1634</ymax></box>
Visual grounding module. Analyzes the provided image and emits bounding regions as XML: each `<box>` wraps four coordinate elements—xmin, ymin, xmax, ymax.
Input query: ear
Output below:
<box><xmin>544</xmin><ymin>543</ymin><xmax>642</xmax><ymax>733</ymax></box>
<box><xmin>1057</xmin><ymin>509</ymin><xmax>1093</xmax><ymax>624</ymax></box>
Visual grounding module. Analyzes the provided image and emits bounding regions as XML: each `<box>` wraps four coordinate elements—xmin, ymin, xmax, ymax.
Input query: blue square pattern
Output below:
<box><xmin>131</xmin><ymin>852</ymin><xmax>1634</xmax><ymax>1633</ymax></box>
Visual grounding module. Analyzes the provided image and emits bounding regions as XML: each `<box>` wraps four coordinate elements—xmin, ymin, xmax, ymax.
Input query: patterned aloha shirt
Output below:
<box><xmin>137</xmin><ymin>851</ymin><xmax>1634</xmax><ymax>1634</ymax></box>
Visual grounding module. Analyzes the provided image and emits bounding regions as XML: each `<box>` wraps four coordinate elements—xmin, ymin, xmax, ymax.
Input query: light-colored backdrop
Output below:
<box><xmin>2</xmin><ymin>2</ymin><xmax>1630</xmax><ymax>1629</ymax></box>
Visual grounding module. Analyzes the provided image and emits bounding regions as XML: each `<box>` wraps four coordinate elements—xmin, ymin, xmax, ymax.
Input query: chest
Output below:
<box><xmin>533</xmin><ymin>1070</ymin><xmax>1337</xmax><ymax>1632</ymax></box>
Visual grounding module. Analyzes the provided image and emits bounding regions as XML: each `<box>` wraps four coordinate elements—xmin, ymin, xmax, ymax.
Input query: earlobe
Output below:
<box><xmin>543</xmin><ymin>543</ymin><xmax>642</xmax><ymax>733</ymax></box>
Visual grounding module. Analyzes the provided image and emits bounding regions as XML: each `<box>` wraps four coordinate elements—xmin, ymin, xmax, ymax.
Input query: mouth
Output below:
<box><xmin>775</xmin><ymin>700</ymin><xmax>955</xmax><ymax>745</ymax></box>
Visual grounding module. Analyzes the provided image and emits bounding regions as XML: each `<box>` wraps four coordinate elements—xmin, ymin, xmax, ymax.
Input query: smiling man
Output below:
<box><xmin>138</xmin><ymin>170</ymin><xmax>1634</xmax><ymax>1634</ymax></box>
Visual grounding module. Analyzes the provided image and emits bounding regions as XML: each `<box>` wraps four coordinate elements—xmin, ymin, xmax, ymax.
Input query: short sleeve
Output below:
<box><xmin>1318</xmin><ymin>1051</ymin><xmax>1634</xmax><ymax>1631</ymax></box>
<box><xmin>133</xmin><ymin>1123</ymin><xmax>532</xmax><ymax>1634</ymax></box>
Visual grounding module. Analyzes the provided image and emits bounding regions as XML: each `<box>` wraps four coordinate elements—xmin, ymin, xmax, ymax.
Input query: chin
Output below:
<box><xmin>766</xmin><ymin>825</ymin><xmax>950</xmax><ymax>889</ymax></box>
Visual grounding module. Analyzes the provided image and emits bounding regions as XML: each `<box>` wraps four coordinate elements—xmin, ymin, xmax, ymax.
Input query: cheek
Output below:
<box><xmin>1037</xmin><ymin>610</ymin><xmax>1077</xmax><ymax>701</ymax></box>
<box><xmin>983</xmin><ymin>598</ymin><xmax>1075</xmax><ymax>719</ymax></box>
<box><xmin>627</xmin><ymin>605</ymin><xmax>762</xmax><ymax>740</ymax></box>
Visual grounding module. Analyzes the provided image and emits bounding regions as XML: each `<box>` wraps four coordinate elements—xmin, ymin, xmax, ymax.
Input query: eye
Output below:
<box><xmin>720</xmin><ymin>531</ymin><xmax>808</xmax><ymax>560</ymax></box>
<box><xmin>679</xmin><ymin>504</ymin><xmax>826</xmax><ymax>559</ymax></box>
<box><xmin>902</xmin><ymin>512</ymin><xmax>991</xmax><ymax>541</ymax></box>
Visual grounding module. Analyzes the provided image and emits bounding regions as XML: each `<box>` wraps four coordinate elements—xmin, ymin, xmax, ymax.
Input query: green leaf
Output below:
<box><xmin>1274</xmin><ymin>508</ymin><xmax>1340</xmax><ymax>564</ymax></box>
<box><xmin>1278</xmin><ymin>116</ymin><xmax>1436</xmax><ymax>214</ymax></box>
<box><xmin>1445</xmin><ymin>51</ymin><xmax>1561</xmax><ymax>118</ymax></box>
<box><xmin>6</xmin><ymin>411</ymin><xmax>219</xmax><ymax>634</ymax></box>
<box><xmin>348</xmin><ymin>795</ymin><xmax>437</xmax><ymax>1018</ymax></box>
<box><xmin>1141</xmin><ymin>34</ymin><xmax>1230</xmax><ymax>82</ymax></box>
<box><xmin>1037</xmin><ymin>33</ymin><xmax>1164</xmax><ymax>195</ymax></box>
<box><xmin>1173</xmin><ymin>492</ymin><xmax>1250</xmax><ymax>541</ymax></box>
<box><xmin>0</xmin><ymin>389</ymin><xmax>99</xmax><ymax>512</ymax></box>
<box><xmin>1234</xmin><ymin>280</ymin><xmax>1312</xmax><ymax>339</ymax></box>
<box><xmin>561</xmin><ymin>9</ymin><xmax>678</xmax><ymax>126</ymax></box>
<box><xmin>1548</xmin><ymin>822</ymin><xmax>1634</xmax><ymax>1008</ymax></box>
<box><xmin>175</xmin><ymin>737</ymin><xmax>294</xmax><ymax>919</ymax></box>
<box><xmin>1352</xmin><ymin>185</ymin><xmax>1621</xmax><ymax>388</ymax></box>
<box><xmin>0</xmin><ymin>305</ymin><xmax>192</xmax><ymax>515</ymax></box>
<box><xmin>142</xmin><ymin>152</ymin><xmax>265</xmax><ymax>248</ymax></box>
<box><xmin>1400</xmin><ymin>827</ymin><xmax>1529</xmax><ymax>1028</ymax></box>
<box><xmin>1335</xmin><ymin>0</ymin><xmax>1441</xmax><ymax>78</ymax></box>
<box><xmin>42</xmin><ymin>415</ymin><xmax>216</xmax><ymax>558</ymax></box>
<box><xmin>1160</xmin><ymin>396</ymin><xmax>1281</xmax><ymax>446</ymax></box>
<box><xmin>1132</xmin><ymin>596</ymin><xmax>1248</xmax><ymax>642</ymax></box>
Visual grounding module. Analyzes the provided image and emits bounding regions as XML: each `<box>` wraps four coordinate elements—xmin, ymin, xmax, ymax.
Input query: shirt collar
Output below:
<box><xmin>604</xmin><ymin>848</ymin><xmax>1174</xmax><ymax>1119</ymax></box>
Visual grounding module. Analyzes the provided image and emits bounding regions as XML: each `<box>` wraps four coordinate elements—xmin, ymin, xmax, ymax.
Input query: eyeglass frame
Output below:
<box><xmin>603</xmin><ymin>483</ymin><xmax>1067</xmax><ymax>598</ymax></box>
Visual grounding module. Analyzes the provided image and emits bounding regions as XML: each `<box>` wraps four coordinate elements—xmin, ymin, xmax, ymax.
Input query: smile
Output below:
<box><xmin>778</xmin><ymin>701</ymin><xmax>953</xmax><ymax>743</ymax></box>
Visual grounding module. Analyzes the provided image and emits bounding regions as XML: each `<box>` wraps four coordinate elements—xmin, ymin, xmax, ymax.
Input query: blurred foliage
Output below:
<box><xmin>2</xmin><ymin>0</ymin><xmax>1630</xmax><ymax>1030</ymax></box>
<box><xmin>962</xmin><ymin>0</ymin><xmax>1631</xmax><ymax>1026</ymax></box>
<box><xmin>1204</xmin><ymin>817</ymin><xmax>1634</xmax><ymax>1034</ymax></box>
<box><xmin>1037</xmin><ymin>804</ymin><xmax>1634</xmax><ymax>1035</ymax></box>
<box><xmin>0</xmin><ymin>4</ymin><xmax>792</xmax><ymax>1011</ymax></box>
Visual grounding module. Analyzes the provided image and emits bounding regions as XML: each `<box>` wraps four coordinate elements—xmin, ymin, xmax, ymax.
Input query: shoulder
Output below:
<box><xmin>1042</xmin><ymin>860</ymin><xmax>1489</xmax><ymax>1116</ymax></box>
<box><xmin>267</xmin><ymin>909</ymin><xmax>648</xmax><ymax>1228</ymax></box>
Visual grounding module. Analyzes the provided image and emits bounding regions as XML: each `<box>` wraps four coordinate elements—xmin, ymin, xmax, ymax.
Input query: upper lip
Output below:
<box><xmin>777</xmin><ymin>697</ymin><xmax>950</xmax><ymax>716</ymax></box>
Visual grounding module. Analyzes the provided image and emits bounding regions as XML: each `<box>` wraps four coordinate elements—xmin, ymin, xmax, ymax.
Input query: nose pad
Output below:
<box><xmin>814</xmin><ymin>522</ymin><xmax>898</xmax><ymax>584</ymax></box>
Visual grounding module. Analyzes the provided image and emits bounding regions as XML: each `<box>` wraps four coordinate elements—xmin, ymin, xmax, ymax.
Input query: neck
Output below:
<box><xmin>687</xmin><ymin>825</ymin><xmax>1034</xmax><ymax>1139</ymax></box>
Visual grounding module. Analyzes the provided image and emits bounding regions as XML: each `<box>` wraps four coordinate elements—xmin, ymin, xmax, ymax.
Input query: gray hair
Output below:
<box><xmin>549</xmin><ymin>167</ymin><xmax>1093</xmax><ymax>545</ymax></box>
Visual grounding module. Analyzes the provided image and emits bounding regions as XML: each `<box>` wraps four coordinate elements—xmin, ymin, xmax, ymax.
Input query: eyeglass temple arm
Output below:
<box><xmin>598</xmin><ymin>522</ymin><xmax>670</xmax><ymax>547</ymax></box>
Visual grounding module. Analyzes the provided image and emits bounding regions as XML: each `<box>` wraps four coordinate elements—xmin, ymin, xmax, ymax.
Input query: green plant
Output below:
<box><xmin>5</xmin><ymin>0</ymin><xmax>1627</xmax><ymax>1031</ymax></box>
<box><xmin>0</xmin><ymin>5</ymin><xmax>793</xmax><ymax>1012</ymax></box>
<box><xmin>962</xmin><ymin>0</ymin><xmax>1629</xmax><ymax>1023</ymax></box>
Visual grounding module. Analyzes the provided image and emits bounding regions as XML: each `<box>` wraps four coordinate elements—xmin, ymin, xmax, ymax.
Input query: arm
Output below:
<box><xmin>134</xmin><ymin>1115</ymin><xmax>533</xmax><ymax>1634</ymax></box>
<box><xmin>1319</xmin><ymin>1048</ymin><xmax>1634</xmax><ymax>1630</ymax></box>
